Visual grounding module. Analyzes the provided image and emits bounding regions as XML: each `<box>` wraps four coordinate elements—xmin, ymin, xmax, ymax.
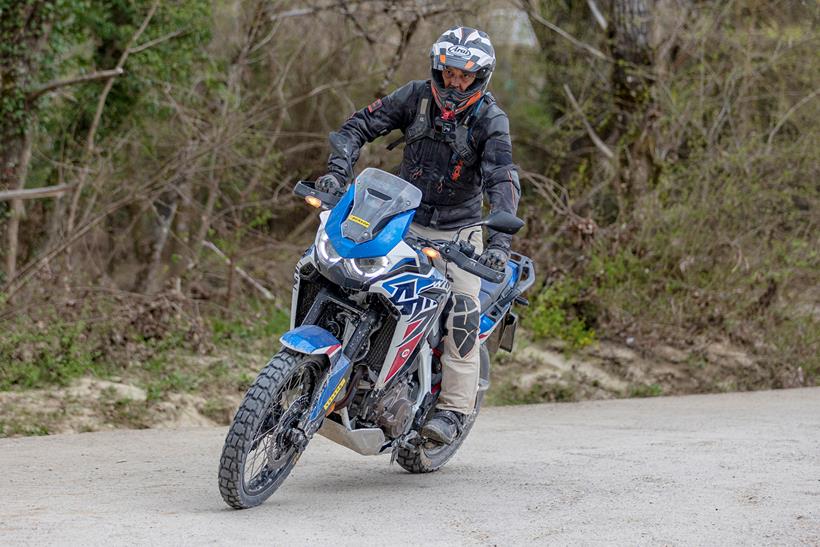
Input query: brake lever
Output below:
<box><xmin>458</xmin><ymin>240</ymin><xmax>476</xmax><ymax>259</ymax></box>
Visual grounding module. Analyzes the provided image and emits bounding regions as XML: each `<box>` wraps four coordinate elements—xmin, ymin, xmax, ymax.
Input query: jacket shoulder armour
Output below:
<box><xmin>479</xmin><ymin>102</ymin><xmax>510</xmax><ymax>138</ymax></box>
<box><xmin>389</xmin><ymin>80</ymin><xmax>429</xmax><ymax>104</ymax></box>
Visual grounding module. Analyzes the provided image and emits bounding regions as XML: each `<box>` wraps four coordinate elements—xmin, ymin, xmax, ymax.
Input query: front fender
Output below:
<box><xmin>281</xmin><ymin>325</ymin><xmax>351</xmax><ymax>426</ymax></box>
<box><xmin>280</xmin><ymin>325</ymin><xmax>341</xmax><ymax>357</ymax></box>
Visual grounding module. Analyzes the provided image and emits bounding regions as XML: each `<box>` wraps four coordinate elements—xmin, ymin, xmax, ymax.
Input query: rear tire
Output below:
<box><xmin>396</xmin><ymin>392</ymin><xmax>483</xmax><ymax>474</ymax></box>
<box><xmin>218</xmin><ymin>349</ymin><xmax>321</xmax><ymax>509</ymax></box>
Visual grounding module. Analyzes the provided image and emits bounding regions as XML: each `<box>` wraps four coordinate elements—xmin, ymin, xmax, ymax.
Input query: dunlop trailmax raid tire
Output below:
<box><xmin>218</xmin><ymin>349</ymin><xmax>320</xmax><ymax>509</ymax></box>
<box><xmin>395</xmin><ymin>393</ymin><xmax>482</xmax><ymax>474</ymax></box>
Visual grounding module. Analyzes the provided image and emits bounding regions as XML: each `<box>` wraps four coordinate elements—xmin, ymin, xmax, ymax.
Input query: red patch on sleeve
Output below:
<box><xmin>367</xmin><ymin>98</ymin><xmax>383</xmax><ymax>113</ymax></box>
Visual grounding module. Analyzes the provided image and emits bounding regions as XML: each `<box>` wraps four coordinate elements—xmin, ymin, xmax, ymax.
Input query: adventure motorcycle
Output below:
<box><xmin>218</xmin><ymin>141</ymin><xmax>534</xmax><ymax>509</ymax></box>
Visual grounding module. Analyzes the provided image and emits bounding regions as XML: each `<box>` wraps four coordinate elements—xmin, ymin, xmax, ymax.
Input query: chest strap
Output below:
<box><xmin>387</xmin><ymin>91</ymin><xmax>487</xmax><ymax>167</ymax></box>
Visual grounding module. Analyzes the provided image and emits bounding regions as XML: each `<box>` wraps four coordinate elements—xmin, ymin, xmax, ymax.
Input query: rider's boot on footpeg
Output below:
<box><xmin>421</xmin><ymin>410</ymin><xmax>465</xmax><ymax>445</ymax></box>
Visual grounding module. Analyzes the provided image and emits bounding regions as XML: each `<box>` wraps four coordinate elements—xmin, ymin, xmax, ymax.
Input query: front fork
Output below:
<box><xmin>287</xmin><ymin>309</ymin><xmax>381</xmax><ymax>449</ymax></box>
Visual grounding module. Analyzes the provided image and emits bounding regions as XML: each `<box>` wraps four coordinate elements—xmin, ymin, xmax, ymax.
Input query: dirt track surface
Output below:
<box><xmin>1</xmin><ymin>388</ymin><xmax>818</xmax><ymax>546</ymax></box>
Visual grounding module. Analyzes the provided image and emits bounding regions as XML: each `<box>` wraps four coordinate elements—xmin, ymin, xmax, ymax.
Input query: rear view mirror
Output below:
<box><xmin>484</xmin><ymin>211</ymin><xmax>524</xmax><ymax>235</ymax></box>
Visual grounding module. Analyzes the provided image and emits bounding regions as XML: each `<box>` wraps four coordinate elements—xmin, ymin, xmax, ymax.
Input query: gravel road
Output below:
<box><xmin>1</xmin><ymin>388</ymin><xmax>818</xmax><ymax>546</ymax></box>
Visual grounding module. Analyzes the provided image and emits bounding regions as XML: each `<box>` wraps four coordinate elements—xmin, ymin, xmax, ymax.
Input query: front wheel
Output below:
<box><xmin>218</xmin><ymin>349</ymin><xmax>321</xmax><ymax>509</ymax></box>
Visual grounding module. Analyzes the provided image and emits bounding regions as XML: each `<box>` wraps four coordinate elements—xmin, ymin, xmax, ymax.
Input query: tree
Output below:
<box><xmin>608</xmin><ymin>0</ymin><xmax>659</xmax><ymax>217</ymax></box>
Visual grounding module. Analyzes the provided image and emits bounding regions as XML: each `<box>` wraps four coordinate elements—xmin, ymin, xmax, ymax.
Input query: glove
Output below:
<box><xmin>316</xmin><ymin>173</ymin><xmax>343</xmax><ymax>195</ymax></box>
<box><xmin>478</xmin><ymin>247</ymin><xmax>509</xmax><ymax>273</ymax></box>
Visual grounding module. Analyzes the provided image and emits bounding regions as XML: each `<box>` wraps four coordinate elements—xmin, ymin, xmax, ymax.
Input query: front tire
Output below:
<box><xmin>218</xmin><ymin>349</ymin><xmax>321</xmax><ymax>509</ymax></box>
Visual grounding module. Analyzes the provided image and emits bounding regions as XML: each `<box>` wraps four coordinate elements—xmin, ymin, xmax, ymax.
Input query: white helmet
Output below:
<box><xmin>430</xmin><ymin>26</ymin><xmax>496</xmax><ymax>115</ymax></box>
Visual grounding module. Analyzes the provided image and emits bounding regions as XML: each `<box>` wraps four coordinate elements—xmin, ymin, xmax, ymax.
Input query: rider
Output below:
<box><xmin>316</xmin><ymin>26</ymin><xmax>520</xmax><ymax>445</ymax></box>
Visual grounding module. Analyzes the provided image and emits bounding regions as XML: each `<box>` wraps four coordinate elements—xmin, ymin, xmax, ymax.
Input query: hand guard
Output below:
<box><xmin>316</xmin><ymin>173</ymin><xmax>343</xmax><ymax>195</ymax></box>
<box><xmin>478</xmin><ymin>247</ymin><xmax>509</xmax><ymax>273</ymax></box>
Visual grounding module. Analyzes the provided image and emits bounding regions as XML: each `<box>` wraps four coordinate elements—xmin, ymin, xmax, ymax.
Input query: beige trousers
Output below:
<box><xmin>409</xmin><ymin>223</ymin><xmax>483</xmax><ymax>415</ymax></box>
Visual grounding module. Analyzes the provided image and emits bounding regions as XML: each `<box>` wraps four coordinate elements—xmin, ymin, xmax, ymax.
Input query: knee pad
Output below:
<box><xmin>449</xmin><ymin>294</ymin><xmax>479</xmax><ymax>358</ymax></box>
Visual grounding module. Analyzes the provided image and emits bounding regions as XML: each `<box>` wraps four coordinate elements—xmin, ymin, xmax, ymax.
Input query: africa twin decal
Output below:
<box><xmin>381</xmin><ymin>273</ymin><xmax>448</xmax><ymax>315</ymax></box>
<box><xmin>376</xmin><ymin>272</ymin><xmax>449</xmax><ymax>383</ymax></box>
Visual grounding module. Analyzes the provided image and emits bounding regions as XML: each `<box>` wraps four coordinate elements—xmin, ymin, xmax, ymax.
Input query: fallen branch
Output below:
<box><xmin>563</xmin><ymin>84</ymin><xmax>615</xmax><ymax>160</ymax></box>
<box><xmin>202</xmin><ymin>240</ymin><xmax>274</xmax><ymax>301</ymax></box>
<box><xmin>0</xmin><ymin>183</ymin><xmax>74</xmax><ymax>202</ymax></box>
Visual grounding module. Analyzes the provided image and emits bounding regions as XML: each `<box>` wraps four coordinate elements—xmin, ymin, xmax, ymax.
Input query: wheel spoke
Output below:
<box><xmin>241</xmin><ymin>360</ymin><xmax>318</xmax><ymax>495</ymax></box>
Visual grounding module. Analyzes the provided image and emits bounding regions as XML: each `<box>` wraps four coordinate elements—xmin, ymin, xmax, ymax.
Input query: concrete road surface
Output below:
<box><xmin>1</xmin><ymin>388</ymin><xmax>819</xmax><ymax>546</ymax></box>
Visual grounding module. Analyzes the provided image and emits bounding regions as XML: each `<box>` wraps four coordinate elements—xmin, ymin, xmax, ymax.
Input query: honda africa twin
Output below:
<box><xmin>218</xmin><ymin>140</ymin><xmax>534</xmax><ymax>509</ymax></box>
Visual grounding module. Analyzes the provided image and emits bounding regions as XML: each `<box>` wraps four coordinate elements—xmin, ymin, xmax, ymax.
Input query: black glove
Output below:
<box><xmin>478</xmin><ymin>247</ymin><xmax>509</xmax><ymax>273</ymax></box>
<box><xmin>316</xmin><ymin>173</ymin><xmax>343</xmax><ymax>195</ymax></box>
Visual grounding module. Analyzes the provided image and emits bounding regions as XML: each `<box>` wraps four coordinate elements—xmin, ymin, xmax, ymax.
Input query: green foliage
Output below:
<box><xmin>210</xmin><ymin>306</ymin><xmax>290</xmax><ymax>347</ymax></box>
<box><xmin>486</xmin><ymin>380</ymin><xmax>576</xmax><ymax>406</ymax></box>
<box><xmin>142</xmin><ymin>356</ymin><xmax>197</xmax><ymax>402</ymax></box>
<box><xmin>0</xmin><ymin>319</ymin><xmax>109</xmax><ymax>390</ymax></box>
<box><xmin>0</xmin><ymin>419</ymin><xmax>50</xmax><ymax>438</ymax></box>
<box><xmin>97</xmin><ymin>387</ymin><xmax>151</xmax><ymax>429</ymax></box>
<box><xmin>628</xmin><ymin>383</ymin><xmax>663</xmax><ymax>398</ymax></box>
<box><xmin>524</xmin><ymin>281</ymin><xmax>596</xmax><ymax>351</ymax></box>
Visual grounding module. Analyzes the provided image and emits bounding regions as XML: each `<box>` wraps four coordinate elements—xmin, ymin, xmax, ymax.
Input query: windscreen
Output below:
<box><xmin>341</xmin><ymin>168</ymin><xmax>422</xmax><ymax>244</ymax></box>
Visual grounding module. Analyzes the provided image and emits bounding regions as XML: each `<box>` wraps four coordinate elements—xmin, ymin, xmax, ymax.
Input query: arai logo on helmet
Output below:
<box><xmin>446</xmin><ymin>45</ymin><xmax>471</xmax><ymax>58</ymax></box>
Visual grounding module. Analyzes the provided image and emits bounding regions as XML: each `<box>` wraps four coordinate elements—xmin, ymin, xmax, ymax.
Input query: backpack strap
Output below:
<box><xmin>387</xmin><ymin>86</ymin><xmax>492</xmax><ymax>167</ymax></box>
<box><xmin>387</xmin><ymin>92</ymin><xmax>435</xmax><ymax>150</ymax></box>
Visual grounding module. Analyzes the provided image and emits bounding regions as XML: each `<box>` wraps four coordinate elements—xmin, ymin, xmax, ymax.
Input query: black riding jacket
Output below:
<box><xmin>327</xmin><ymin>80</ymin><xmax>521</xmax><ymax>251</ymax></box>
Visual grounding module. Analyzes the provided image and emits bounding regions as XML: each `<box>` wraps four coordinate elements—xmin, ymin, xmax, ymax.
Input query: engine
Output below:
<box><xmin>364</xmin><ymin>377</ymin><xmax>414</xmax><ymax>438</ymax></box>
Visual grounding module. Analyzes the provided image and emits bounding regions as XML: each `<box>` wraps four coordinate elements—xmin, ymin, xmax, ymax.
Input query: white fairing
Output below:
<box><xmin>293</xmin><ymin>209</ymin><xmax>449</xmax><ymax>401</ymax></box>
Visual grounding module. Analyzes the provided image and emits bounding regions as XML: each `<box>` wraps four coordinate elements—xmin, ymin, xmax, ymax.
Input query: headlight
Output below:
<box><xmin>346</xmin><ymin>256</ymin><xmax>390</xmax><ymax>279</ymax></box>
<box><xmin>315</xmin><ymin>230</ymin><xmax>341</xmax><ymax>265</ymax></box>
<box><xmin>315</xmin><ymin>230</ymin><xmax>395</xmax><ymax>283</ymax></box>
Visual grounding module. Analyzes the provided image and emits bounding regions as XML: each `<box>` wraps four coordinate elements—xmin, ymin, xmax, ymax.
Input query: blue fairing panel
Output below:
<box><xmin>308</xmin><ymin>354</ymin><xmax>352</xmax><ymax>421</ymax></box>
<box><xmin>480</xmin><ymin>314</ymin><xmax>496</xmax><ymax>335</ymax></box>
<box><xmin>280</xmin><ymin>325</ymin><xmax>340</xmax><ymax>354</ymax></box>
<box><xmin>326</xmin><ymin>187</ymin><xmax>414</xmax><ymax>259</ymax></box>
<box><xmin>479</xmin><ymin>261</ymin><xmax>521</xmax><ymax>333</ymax></box>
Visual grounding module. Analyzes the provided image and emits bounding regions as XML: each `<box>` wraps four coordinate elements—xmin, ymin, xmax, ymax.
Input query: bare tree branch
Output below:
<box><xmin>766</xmin><ymin>87</ymin><xmax>819</xmax><ymax>153</ymax></box>
<box><xmin>0</xmin><ymin>183</ymin><xmax>74</xmax><ymax>202</ymax></box>
<box><xmin>86</xmin><ymin>1</ymin><xmax>159</xmax><ymax>155</ymax></box>
<box><xmin>563</xmin><ymin>84</ymin><xmax>615</xmax><ymax>159</ymax></box>
<box><xmin>203</xmin><ymin>240</ymin><xmax>274</xmax><ymax>300</ymax></box>
<box><xmin>524</xmin><ymin>2</ymin><xmax>610</xmax><ymax>61</ymax></box>
<box><xmin>129</xmin><ymin>29</ymin><xmax>188</xmax><ymax>55</ymax></box>
<box><xmin>67</xmin><ymin>1</ymin><xmax>160</xmax><ymax>237</ymax></box>
<box><xmin>27</xmin><ymin>68</ymin><xmax>124</xmax><ymax>101</ymax></box>
<box><xmin>587</xmin><ymin>0</ymin><xmax>609</xmax><ymax>31</ymax></box>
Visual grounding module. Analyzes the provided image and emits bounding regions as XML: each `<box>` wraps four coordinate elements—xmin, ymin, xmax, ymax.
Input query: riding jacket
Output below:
<box><xmin>327</xmin><ymin>80</ymin><xmax>521</xmax><ymax>251</ymax></box>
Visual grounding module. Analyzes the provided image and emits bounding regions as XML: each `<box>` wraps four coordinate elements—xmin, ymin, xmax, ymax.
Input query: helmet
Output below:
<box><xmin>430</xmin><ymin>26</ymin><xmax>496</xmax><ymax>115</ymax></box>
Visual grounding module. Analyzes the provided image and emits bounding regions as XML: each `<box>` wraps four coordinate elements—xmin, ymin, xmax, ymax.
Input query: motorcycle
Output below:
<box><xmin>218</xmin><ymin>139</ymin><xmax>535</xmax><ymax>509</ymax></box>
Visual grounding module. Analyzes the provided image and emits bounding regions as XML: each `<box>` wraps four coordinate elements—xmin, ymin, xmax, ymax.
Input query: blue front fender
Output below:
<box><xmin>280</xmin><ymin>325</ymin><xmax>341</xmax><ymax>356</ymax></box>
<box><xmin>280</xmin><ymin>325</ymin><xmax>350</xmax><ymax>424</ymax></box>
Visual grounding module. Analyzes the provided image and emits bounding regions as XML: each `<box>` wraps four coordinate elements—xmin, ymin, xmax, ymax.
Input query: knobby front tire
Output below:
<box><xmin>218</xmin><ymin>349</ymin><xmax>321</xmax><ymax>509</ymax></box>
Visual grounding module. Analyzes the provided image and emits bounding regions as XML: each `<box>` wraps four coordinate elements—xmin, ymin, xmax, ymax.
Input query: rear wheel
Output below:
<box><xmin>218</xmin><ymin>349</ymin><xmax>321</xmax><ymax>509</ymax></box>
<box><xmin>395</xmin><ymin>391</ymin><xmax>483</xmax><ymax>474</ymax></box>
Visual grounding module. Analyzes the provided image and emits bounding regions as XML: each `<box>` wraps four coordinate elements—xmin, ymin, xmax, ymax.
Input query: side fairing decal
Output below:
<box><xmin>373</xmin><ymin>271</ymin><xmax>449</xmax><ymax>384</ymax></box>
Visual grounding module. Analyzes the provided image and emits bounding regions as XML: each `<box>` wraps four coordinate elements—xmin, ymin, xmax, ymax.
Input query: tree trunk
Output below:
<box><xmin>0</xmin><ymin>2</ymin><xmax>56</xmax><ymax>289</ymax></box>
<box><xmin>609</xmin><ymin>0</ymin><xmax>659</xmax><ymax>219</ymax></box>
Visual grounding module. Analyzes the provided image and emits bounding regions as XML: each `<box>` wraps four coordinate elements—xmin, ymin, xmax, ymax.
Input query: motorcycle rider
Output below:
<box><xmin>315</xmin><ymin>26</ymin><xmax>520</xmax><ymax>445</ymax></box>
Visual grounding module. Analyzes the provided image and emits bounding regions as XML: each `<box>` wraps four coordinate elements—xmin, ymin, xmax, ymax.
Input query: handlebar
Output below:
<box><xmin>439</xmin><ymin>241</ymin><xmax>506</xmax><ymax>284</ymax></box>
<box><xmin>294</xmin><ymin>184</ymin><xmax>505</xmax><ymax>284</ymax></box>
<box><xmin>294</xmin><ymin>180</ymin><xmax>342</xmax><ymax>209</ymax></box>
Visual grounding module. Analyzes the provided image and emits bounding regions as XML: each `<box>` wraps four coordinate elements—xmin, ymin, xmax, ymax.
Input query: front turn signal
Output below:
<box><xmin>421</xmin><ymin>247</ymin><xmax>440</xmax><ymax>260</ymax></box>
<box><xmin>305</xmin><ymin>196</ymin><xmax>322</xmax><ymax>208</ymax></box>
